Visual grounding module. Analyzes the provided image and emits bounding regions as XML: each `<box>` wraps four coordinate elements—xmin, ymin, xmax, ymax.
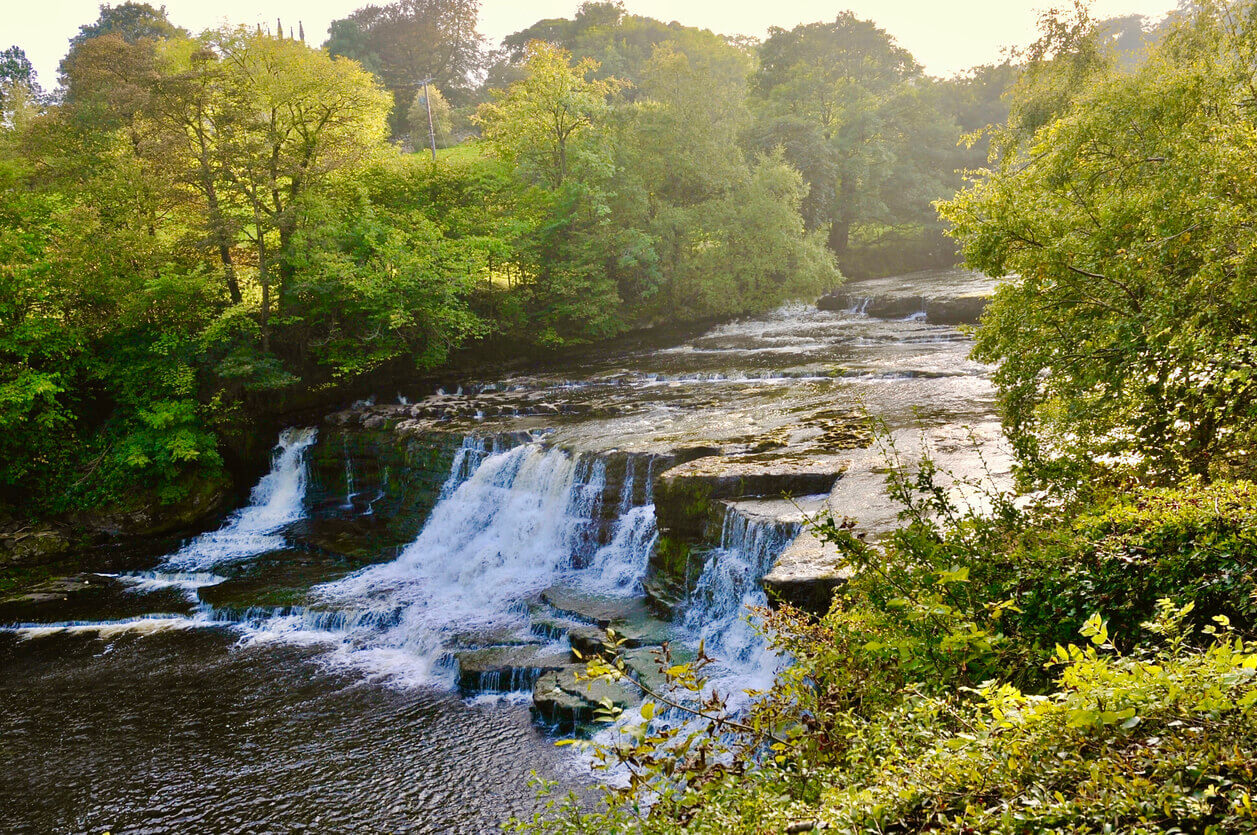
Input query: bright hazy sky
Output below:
<box><xmin>12</xmin><ymin>0</ymin><xmax>1179</xmax><ymax>86</ymax></box>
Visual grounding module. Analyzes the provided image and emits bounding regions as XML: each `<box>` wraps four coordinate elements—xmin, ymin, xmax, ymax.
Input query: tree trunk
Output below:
<box><xmin>205</xmin><ymin>182</ymin><xmax>242</xmax><ymax>304</ymax></box>
<box><xmin>257</xmin><ymin>221</ymin><xmax>270</xmax><ymax>354</ymax></box>
<box><xmin>828</xmin><ymin>218</ymin><xmax>850</xmax><ymax>255</ymax></box>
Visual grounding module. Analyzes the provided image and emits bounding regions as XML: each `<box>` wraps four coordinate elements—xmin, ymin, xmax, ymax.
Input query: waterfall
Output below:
<box><xmin>269</xmin><ymin>443</ymin><xmax>612</xmax><ymax>686</ymax></box>
<box><xmin>163</xmin><ymin>427</ymin><xmax>318</xmax><ymax>570</ymax></box>
<box><xmin>682</xmin><ymin>506</ymin><xmax>800</xmax><ymax>689</ymax></box>
<box><xmin>440</xmin><ymin>436</ymin><xmax>495</xmax><ymax>500</ymax></box>
<box><xmin>583</xmin><ymin>505</ymin><xmax>657</xmax><ymax>593</ymax></box>
<box><xmin>340</xmin><ymin>436</ymin><xmax>357</xmax><ymax>510</ymax></box>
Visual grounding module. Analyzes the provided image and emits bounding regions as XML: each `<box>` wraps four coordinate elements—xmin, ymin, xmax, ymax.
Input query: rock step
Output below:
<box><xmin>654</xmin><ymin>456</ymin><xmax>847</xmax><ymax>539</ymax></box>
<box><xmin>531</xmin><ymin>665</ymin><xmax>641</xmax><ymax>732</ymax></box>
<box><xmin>817</xmin><ymin>291</ymin><xmax>990</xmax><ymax>325</ymax></box>
<box><xmin>453</xmin><ymin>645</ymin><xmax>571</xmax><ymax>695</ymax></box>
<box><xmin>534</xmin><ymin>587</ymin><xmax>676</xmax><ymax>655</ymax></box>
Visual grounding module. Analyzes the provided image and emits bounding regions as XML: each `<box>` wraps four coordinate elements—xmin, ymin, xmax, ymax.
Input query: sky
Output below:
<box><xmin>10</xmin><ymin>0</ymin><xmax>1180</xmax><ymax>86</ymax></box>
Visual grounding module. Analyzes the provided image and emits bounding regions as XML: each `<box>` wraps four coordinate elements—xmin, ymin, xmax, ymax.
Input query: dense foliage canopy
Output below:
<box><xmin>942</xmin><ymin>1</ymin><xmax>1257</xmax><ymax>486</ymax></box>
<box><xmin>0</xmin><ymin>3</ymin><xmax>852</xmax><ymax>518</ymax></box>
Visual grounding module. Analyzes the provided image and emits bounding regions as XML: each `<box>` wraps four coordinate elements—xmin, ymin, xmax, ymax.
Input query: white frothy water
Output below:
<box><xmin>584</xmin><ymin>505</ymin><xmax>657</xmax><ymax>593</ymax></box>
<box><xmin>682</xmin><ymin>506</ymin><xmax>801</xmax><ymax>694</ymax></box>
<box><xmin>8</xmin><ymin>614</ymin><xmax>217</xmax><ymax>641</ymax></box>
<box><xmin>113</xmin><ymin>570</ymin><xmax>226</xmax><ymax>594</ymax></box>
<box><xmin>251</xmin><ymin>443</ymin><xmax>612</xmax><ymax>686</ymax></box>
<box><xmin>164</xmin><ymin>427</ymin><xmax>318</xmax><ymax>570</ymax></box>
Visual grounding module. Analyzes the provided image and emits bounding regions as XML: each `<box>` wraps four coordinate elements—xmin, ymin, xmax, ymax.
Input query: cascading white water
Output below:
<box><xmin>584</xmin><ymin>505</ymin><xmax>657</xmax><ymax>593</ymax></box>
<box><xmin>340</xmin><ymin>437</ymin><xmax>357</xmax><ymax>510</ymax></box>
<box><xmin>583</xmin><ymin>456</ymin><xmax>657</xmax><ymax>593</ymax></box>
<box><xmin>682</xmin><ymin>506</ymin><xmax>800</xmax><ymax>691</ymax></box>
<box><xmin>163</xmin><ymin>427</ymin><xmax>318</xmax><ymax>570</ymax></box>
<box><xmin>259</xmin><ymin>443</ymin><xmax>612</xmax><ymax>686</ymax></box>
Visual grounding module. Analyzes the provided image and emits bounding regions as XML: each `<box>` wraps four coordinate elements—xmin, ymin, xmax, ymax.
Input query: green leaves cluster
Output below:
<box><xmin>940</xmin><ymin>1</ymin><xmax>1257</xmax><ymax>485</ymax></box>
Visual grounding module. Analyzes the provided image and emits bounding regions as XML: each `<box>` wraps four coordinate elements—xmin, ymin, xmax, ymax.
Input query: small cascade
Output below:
<box><xmin>847</xmin><ymin>296</ymin><xmax>872</xmax><ymax>315</ymax></box>
<box><xmin>439</xmin><ymin>436</ymin><xmax>499</xmax><ymax>500</ymax></box>
<box><xmin>164</xmin><ymin>427</ymin><xmax>318</xmax><ymax>570</ymax></box>
<box><xmin>276</xmin><ymin>443</ymin><xmax>617</xmax><ymax>686</ymax></box>
<box><xmin>584</xmin><ymin>506</ymin><xmax>657</xmax><ymax>593</ymax></box>
<box><xmin>682</xmin><ymin>506</ymin><xmax>801</xmax><ymax>688</ymax></box>
<box><xmin>340</xmin><ymin>436</ymin><xmax>357</xmax><ymax>510</ymax></box>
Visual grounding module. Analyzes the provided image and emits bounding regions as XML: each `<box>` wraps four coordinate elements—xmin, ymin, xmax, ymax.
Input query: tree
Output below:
<box><xmin>749</xmin><ymin>14</ymin><xmax>959</xmax><ymax>273</ymax></box>
<box><xmin>476</xmin><ymin>41</ymin><xmax>620</xmax><ymax>189</ymax></box>
<box><xmin>0</xmin><ymin>46</ymin><xmax>40</xmax><ymax>105</ymax></box>
<box><xmin>406</xmin><ymin>84</ymin><xmax>452</xmax><ymax>148</ymax></box>
<box><xmin>60</xmin><ymin>2</ymin><xmax>185</xmax><ymax>85</ymax></box>
<box><xmin>324</xmin><ymin>0</ymin><xmax>483</xmax><ymax>136</ymax></box>
<box><xmin>940</xmin><ymin>2</ymin><xmax>1257</xmax><ymax>484</ymax></box>
<box><xmin>209</xmin><ymin>28</ymin><xmax>392</xmax><ymax>351</ymax></box>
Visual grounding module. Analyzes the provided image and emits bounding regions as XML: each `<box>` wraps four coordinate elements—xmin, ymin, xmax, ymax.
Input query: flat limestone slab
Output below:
<box><xmin>763</xmin><ymin>421</ymin><xmax>1014</xmax><ymax>613</ymax></box>
<box><xmin>658</xmin><ymin>454</ymin><xmax>849</xmax><ymax>500</ymax></box>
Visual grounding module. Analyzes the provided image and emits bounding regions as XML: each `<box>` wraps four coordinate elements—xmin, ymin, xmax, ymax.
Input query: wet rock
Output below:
<box><xmin>815</xmin><ymin>292</ymin><xmax>849</xmax><ymax>312</ymax></box>
<box><xmin>194</xmin><ymin>549</ymin><xmax>365</xmax><ymax>613</ymax></box>
<box><xmin>539</xmin><ymin>587</ymin><xmax>653</xmax><ymax>629</ymax></box>
<box><xmin>534</xmin><ymin>587</ymin><xmax>675</xmax><ymax>657</ymax></box>
<box><xmin>0</xmin><ymin>573</ymin><xmax>194</xmax><ymax>626</ymax></box>
<box><xmin>925</xmin><ymin>295</ymin><xmax>990</xmax><ymax>326</ymax></box>
<box><xmin>454</xmin><ymin>646</ymin><xmax>570</xmax><ymax>695</ymax></box>
<box><xmin>654</xmin><ymin>456</ymin><xmax>847</xmax><ymax>539</ymax></box>
<box><xmin>818</xmin><ymin>289</ymin><xmax>990</xmax><ymax>325</ymax></box>
<box><xmin>0</xmin><ymin>529</ymin><xmax>70</xmax><ymax>569</ymax></box>
<box><xmin>762</xmin><ymin>532</ymin><xmax>853</xmax><ymax>614</ymax></box>
<box><xmin>531</xmin><ymin>666</ymin><xmax>640</xmax><ymax>731</ymax></box>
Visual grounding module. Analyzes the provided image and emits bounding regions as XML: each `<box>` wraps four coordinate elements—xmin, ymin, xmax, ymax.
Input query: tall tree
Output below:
<box><xmin>324</xmin><ymin>0</ymin><xmax>483</xmax><ymax>137</ymax></box>
<box><xmin>211</xmin><ymin>28</ymin><xmax>392</xmax><ymax>350</ymax></box>
<box><xmin>476</xmin><ymin>41</ymin><xmax>619</xmax><ymax>189</ymax></box>
<box><xmin>0</xmin><ymin>46</ymin><xmax>39</xmax><ymax>101</ymax></box>
<box><xmin>60</xmin><ymin>2</ymin><xmax>185</xmax><ymax>85</ymax></box>
<box><xmin>749</xmin><ymin>14</ymin><xmax>957</xmax><ymax>269</ymax></box>
<box><xmin>940</xmin><ymin>3</ymin><xmax>1257</xmax><ymax>483</ymax></box>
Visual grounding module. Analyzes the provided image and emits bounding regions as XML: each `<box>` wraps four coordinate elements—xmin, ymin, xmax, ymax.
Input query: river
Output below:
<box><xmin>0</xmin><ymin>269</ymin><xmax>1003</xmax><ymax>833</ymax></box>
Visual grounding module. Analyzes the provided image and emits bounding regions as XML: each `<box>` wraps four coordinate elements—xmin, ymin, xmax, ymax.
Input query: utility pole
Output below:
<box><xmin>419</xmin><ymin>77</ymin><xmax>438</xmax><ymax>163</ymax></box>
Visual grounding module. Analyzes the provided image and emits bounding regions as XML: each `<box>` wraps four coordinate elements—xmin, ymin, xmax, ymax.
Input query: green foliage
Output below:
<box><xmin>3</xmin><ymin>4</ymin><xmax>848</xmax><ymax>516</ymax></box>
<box><xmin>941</xmin><ymin>3</ymin><xmax>1257</xmax><ymax>484</ymax></box>
<box><xmin>406</xmin><ymin>85</ymin><xmax>453</xmax><ymax>148</ymax></box>
<box><xmin>512</xmin><ymin>449</ymin><xmax>1257</xmax><ymax>834</ymax></box>
<box><xmin>323</xmin><ymin>0</ymin><xmax>483</xmax><ymax>135</ymax></box>
<box><xmin>749</xmin><ymin>14</ymin><xmax>963</xmax><ymax>276</ymax></box>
